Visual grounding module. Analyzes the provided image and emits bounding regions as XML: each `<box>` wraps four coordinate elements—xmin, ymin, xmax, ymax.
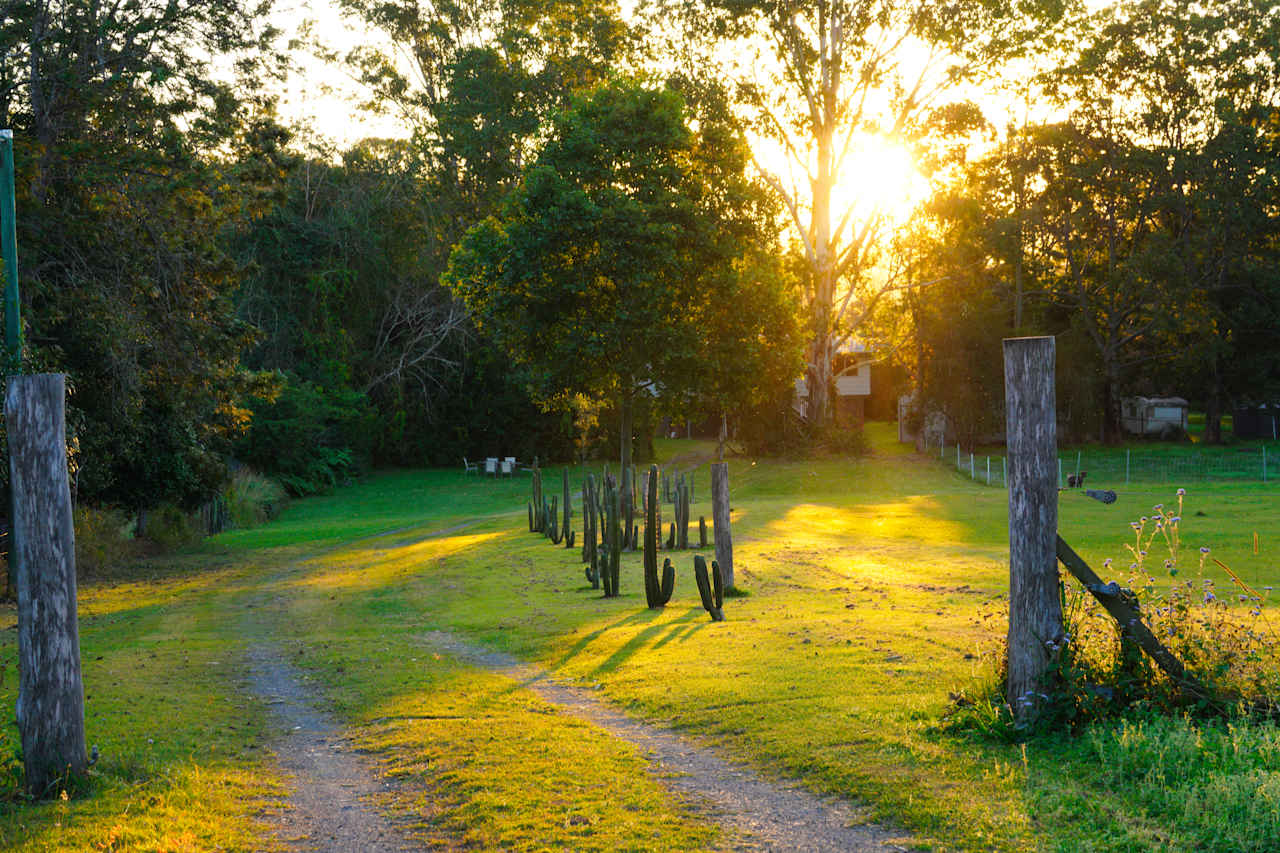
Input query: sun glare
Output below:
<box><xmin>830</xmin><ymin>135</ymin><xmax>927</xmax><ymax>228</ymax></box>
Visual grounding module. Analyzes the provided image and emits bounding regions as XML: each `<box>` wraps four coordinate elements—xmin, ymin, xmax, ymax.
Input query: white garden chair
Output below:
<box><xmin>484</xmin><ymin>457</ymin><xmax>498</xmax><ymax>477</ymax></box>
<box><xmin>463</xmin><ymin>457</ymin><xmax>478</xmax><ymax>476</ymax></box>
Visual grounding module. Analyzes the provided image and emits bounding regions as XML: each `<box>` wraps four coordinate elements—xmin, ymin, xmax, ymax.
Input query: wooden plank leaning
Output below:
<box><xmin>1055</xmin><ymin>535</ymin><xmax>1205</xmax><ymax>699</ymax></box>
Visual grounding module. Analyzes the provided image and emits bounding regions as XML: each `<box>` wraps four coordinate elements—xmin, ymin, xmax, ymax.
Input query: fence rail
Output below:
<box><xmin>921</xmin><ymin>434</ymin><xmax>1276</xmax><ymax>488</ymax></box>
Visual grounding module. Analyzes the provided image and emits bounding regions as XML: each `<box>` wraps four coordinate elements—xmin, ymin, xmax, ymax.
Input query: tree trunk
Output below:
<box><xmin>1204</xmin><ymin>356</ymin><xmax>1223</xmax><ymax>444</ymax></box>
<box><xmin>1002</xmin><ymin>338</ymin><xmax>1063</xmax><ymax>724</ymax></box>
<box><xmin>7</xmin><ymin>373</ymin><xmax>86</xmax><ymax>796</ymax></box>
<box><xmin>710</xmin><ymin>462</ymin><xmax>734</xmax><ymax>590</ymax></box>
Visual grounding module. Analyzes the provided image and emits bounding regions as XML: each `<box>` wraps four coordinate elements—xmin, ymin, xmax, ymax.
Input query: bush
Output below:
<box><xmin>73</xmin><ymin>505</ymin><xmax>140</xmax><ymax>578</ymax></box>
<box><xmin>222</xmin><ymin>468</ymin><xmax>286</xmax><ymax>529</ymax></box>
<box><xmin>138</xmin><ymin>503</ymin><xmax>204</xmax><ymax>550</ymax></box>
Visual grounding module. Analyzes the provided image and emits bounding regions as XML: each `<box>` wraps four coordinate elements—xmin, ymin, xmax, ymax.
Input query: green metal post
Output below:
<box><xmin>1</xmin><ymin>130</ymin><xmax>19</xmax><ymax>369</ymax></box>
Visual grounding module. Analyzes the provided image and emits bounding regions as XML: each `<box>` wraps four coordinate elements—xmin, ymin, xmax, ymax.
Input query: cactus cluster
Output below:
<box><xmin>693</xmin><ymin>555</ymin><xmax>725</xmax><ymax>621</ymax></box>
<box><xmin>582</xmin><ymin>474</ymin><xmax>600</xmax><ymax>588</ymax></box>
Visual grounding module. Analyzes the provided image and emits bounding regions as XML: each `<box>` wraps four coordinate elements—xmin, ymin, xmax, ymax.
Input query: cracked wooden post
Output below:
<box><xmin>8</xmin><ymin>373</ymin><xmax>86</xmax><ymax>796</ymax></box>
<box><xmin>1003</xmin><ymin>337</ymin><xmax>1063</xmax><ymax>723</ymax></box>
<box><xmin>710</xmin><ymin>462</ymin><xmax>734</xmax><ymax>589</ymax></box>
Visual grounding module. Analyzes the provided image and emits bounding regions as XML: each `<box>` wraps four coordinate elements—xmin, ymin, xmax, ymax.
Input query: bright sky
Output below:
<box><xmin>273</xmin><ymin>0</ymin><xmax>410</xmax><ymax>147</ymax></box>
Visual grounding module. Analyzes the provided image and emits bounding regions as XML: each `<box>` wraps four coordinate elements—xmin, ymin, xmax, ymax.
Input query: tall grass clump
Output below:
<box><xmin>222</xmin><ymin>469</ymin><xmax>287</xmax><ymax>530</ymax></box>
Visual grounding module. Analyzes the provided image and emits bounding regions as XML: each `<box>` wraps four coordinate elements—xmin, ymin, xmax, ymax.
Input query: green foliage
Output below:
<box><xmin>221</xmin><ymin>469</ymin><xmax>287</xmax><ymax>530</ymax></box>
<box><xmin>0</xmin><ymin>1</ymin><xmax>284</xmax><ymax>509</ymax></box>
<box><xmin>73</xmin><ymin>506</ymin><xmax>140</xmax><ymax>579</ymax></box>
<box><xmin>139</xmin><ymin>504</ymin><xmax>204</xmax><ymax>551</ymax></box>
<box><xmin>446</xmin><ymin>78</ymin><xmax>797</xmax><ymax>467</ymax></box>
<box><xmin>235</xmin><ymin>379</ymin><xmax>363</xmax><ymax>497</ymax></box>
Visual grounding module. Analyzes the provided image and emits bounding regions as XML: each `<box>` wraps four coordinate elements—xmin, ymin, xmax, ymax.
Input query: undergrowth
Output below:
<box><xmin>949</xmin><ymin>488</ymin><xmax>1279</xmax><ymax>739</ymax></box>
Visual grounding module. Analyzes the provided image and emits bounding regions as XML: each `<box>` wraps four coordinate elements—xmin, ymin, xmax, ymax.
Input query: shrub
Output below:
<box><xmin>73</xmin><ymin>505</ymin><xmax>141</xmax><ymax>579</ymax></box>
<box><xmin>138</xmin><ymin>503</ymin><xmax>203</xmax><ymax>550</ymax></box>
<box><xmin>222</xmin><ymin>469</ymin><xmax>286</xmax><ymax>529</ymax></box>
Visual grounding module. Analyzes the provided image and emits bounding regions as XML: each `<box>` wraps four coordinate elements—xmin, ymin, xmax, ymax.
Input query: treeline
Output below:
<box><xmin>2</xmin><ymin>0</ymin><xmax>1278</xmax><ymax>517</ymax></box>
<box><xmin>905</xmin><ymin>0</ymin><xmax>1280</xmax><ymax>447</ymax></box>
<box><xmin>0</xmin><ymin>0</ymin><xmax>641</xmax><ymax>510</ymax></box>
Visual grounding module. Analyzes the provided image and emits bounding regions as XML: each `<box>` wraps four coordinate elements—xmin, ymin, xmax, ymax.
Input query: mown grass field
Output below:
<box><xmin>2</xmin><ymin>423</ymin><xmax>1278</xmax><ymax>850</ymax></box>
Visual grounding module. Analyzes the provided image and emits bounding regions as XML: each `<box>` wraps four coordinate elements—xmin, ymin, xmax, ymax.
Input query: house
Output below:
<box><xmin>794</xmin><ymin>342</ymin><xmax>871</xmax><ymax>428</ymax></box>
<box><xmin>1120</xmin><ymin>396</ymin><xmax>1188</xmax><ymax>437</ymax></box>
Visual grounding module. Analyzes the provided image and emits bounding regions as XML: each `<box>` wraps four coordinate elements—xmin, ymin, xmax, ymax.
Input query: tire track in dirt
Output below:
<box><xmin>419</xmin><ymin>629</ymin><xmax>911</xmax><ymax>852</ymax></box>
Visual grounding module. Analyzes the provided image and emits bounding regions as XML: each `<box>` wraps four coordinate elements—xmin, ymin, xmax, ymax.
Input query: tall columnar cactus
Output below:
<box><xmin>693</xmin><ymin>555</ymin><xmax>725</xmax><ymax>621</ymax></box>
<box><xmin>528</xmin><ymin>502</ymin><xmax>535</xmax><ymax>533</ymax></box>
<box><xmin>665</xmin><ymin>522</ymin><xmax>675</xmax><ymax>550</ymax></box>
<box><xmin>583</xmin><ymin>475</ymin><xmax>600</xmax><ymax>588</ymax></box>
<box><xmin>622</xmin><ymin>466</ymin><xmax>637</xmax><ymax>551</ymax></box>
<box><xmin>676</xmin><ymin>474</ymin><xmax>690</xmax><ymax>550</ymax></box>
<box><xmin>562</xmin><ymin>468</ymin><xmax>573</xmax><ymax>549</ymax></box>
<box><xmin>548</xmin><ymin>495</ymin><xmax>562</xmax><ymax>544</ymax></box>
<box><xmin>699</xmin><ymin>516</ymin><xmax>707</xmax><ymax>548</ymax></box>
<box><xmin>601</xmin><ymin>476</ymin><xmax>621</xmax><ymax>597</ymax></box>
<box><xmin>643</xmin><ymin>465</ymin><xmax>674</xmax><ymax>608</ymax></box>
<box><xmin>531</xmin><ymin>466</ymin><xmax>544</xmax><ymax>532</ymax></box>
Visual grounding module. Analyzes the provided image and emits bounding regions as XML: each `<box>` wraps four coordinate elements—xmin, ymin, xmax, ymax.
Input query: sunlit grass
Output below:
<box><xmin>2</xmin><ymin>423</ymin><xmax>1277</xmax><ymax>850</ymax></box>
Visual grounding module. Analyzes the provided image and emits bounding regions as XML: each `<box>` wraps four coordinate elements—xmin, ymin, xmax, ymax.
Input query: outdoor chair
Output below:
<box><xmin>484</xmin><ymin>457</ymin><xmax>498</xmax><ymax>477</ymax></box>
<box><xmin>463</xmin><ymin>457</ymin><xmax>478</xmax><ymax>476</ymax></box>
<box><xmin>500</xmin><ymin>459</ymin><xmax>514</xmax><ymax>477</ymax></box>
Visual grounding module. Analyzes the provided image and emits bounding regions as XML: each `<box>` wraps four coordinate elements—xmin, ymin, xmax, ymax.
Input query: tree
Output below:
<box><xmin>445</xmin><ymin>79</ymin><xmax>797</xmax><ymax>470</ymax></box>
<box><xmin>0</xmin><ymin>0</ymin><xmax>283</xmax><ymax>507</ymax></box>
<box><xmin>660</xmin><ymin>0</ymin><xmax>1062</xmax><ymax>426</ymax></box>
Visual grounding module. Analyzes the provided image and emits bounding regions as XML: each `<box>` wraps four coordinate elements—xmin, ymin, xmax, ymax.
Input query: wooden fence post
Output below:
<box><xmin>710</xmin><ymin>462</ymin><xmax>734</xmax><ymax>589</ymax></box>
<box><xmin>7</xmin><ymin>373</ymin><xmax>86</xmax><ymax>795</ymax></box>
<box><xmin>1003</xmin><ymin>337</ymin><xmax>1063</xmax><ymax>723</ymax></box>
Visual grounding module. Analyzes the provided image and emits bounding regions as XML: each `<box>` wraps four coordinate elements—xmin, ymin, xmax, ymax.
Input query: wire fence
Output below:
<box><xmin>921</xmin><ymin>434</ymin><xmax>1277</xmax><ymax>488</ymax></box>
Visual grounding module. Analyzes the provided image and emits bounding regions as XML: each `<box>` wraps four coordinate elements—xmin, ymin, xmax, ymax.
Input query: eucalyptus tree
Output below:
<box><xmin>445</xmin><ymin>80</ymin><xmax>796</xmax><ymax>472</ymax></box>
<box><xmin>657</xmin><ymin>0</ymin><xmax>1068</xmax><ymax>426</ymax></box>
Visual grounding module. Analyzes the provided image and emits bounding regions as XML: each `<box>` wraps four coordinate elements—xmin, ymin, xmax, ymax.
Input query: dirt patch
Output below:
<box><xmin>419</xmin><ymin>630</ymin><xmax>911</xmax><ymax>852</ymax></box>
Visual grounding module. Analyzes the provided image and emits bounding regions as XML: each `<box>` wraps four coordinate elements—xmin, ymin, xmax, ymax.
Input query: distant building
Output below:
<box><xmin>1120</xmin><ymin>396</ymin><xmax>1188</xmax><ymax>437</ymax></box>
<box><xmin>794</xmin><ymin>342</ymin><xmax>871</xmax><ymax>428</ymax></box>
<box><xmin>1233</xmin><ymin>404</ymin><xmax>1279</xmax><ymax>440</ymax></box>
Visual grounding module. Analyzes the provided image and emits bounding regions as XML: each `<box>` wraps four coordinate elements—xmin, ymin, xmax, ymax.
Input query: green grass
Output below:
<box><xmin>2</xmin><ymin>423</ymin><xmax>1278</xmax><ymax>850</ymax></box>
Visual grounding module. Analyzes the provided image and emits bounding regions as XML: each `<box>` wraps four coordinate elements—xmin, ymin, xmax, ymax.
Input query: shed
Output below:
<box><xmin>1233</xmin><ymin>404</ymin><xmax>1279</xmax><ymax>440</ymax></box>
<box><xmin>1120</xmin><ymin>396</ymin><xmax>1188</xmax><ymax>437</ymax></box>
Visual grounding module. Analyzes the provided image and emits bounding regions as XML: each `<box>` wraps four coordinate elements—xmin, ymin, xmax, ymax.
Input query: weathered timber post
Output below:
<box><xmin>8</xmin><ymin>374</ymin><xmax>86</xmax><ymax>795</ymax></box>
<box><xmin>710</xmin><ymin>461</ymin><xmax>734</xmax><ymax>589</ymax></box>
<box><xmin>1003</xmin><ymin>337</ymin><xmax>1063</xmax><ymax>723</ymax></box>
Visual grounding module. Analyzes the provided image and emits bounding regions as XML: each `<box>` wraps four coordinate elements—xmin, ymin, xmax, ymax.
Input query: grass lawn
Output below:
<box><xmin>2</xmin><ymin>423</ymin><xmax>1278</xmax><ymax>850</ymax></box>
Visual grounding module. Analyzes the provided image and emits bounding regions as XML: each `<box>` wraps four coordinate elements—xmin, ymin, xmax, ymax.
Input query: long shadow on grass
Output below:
<box><xmin>588</xmin><ymin>609</ymin><xmax>708</xmax><ymax>678</ymax></box>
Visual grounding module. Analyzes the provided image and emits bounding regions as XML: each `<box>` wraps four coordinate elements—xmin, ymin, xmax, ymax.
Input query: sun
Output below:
<box><xmin>830</xmin><ymin>134</ymin><xmax>926</xmax><ymax>228</ymax></box>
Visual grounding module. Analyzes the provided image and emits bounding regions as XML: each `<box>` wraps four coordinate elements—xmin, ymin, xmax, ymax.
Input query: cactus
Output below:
<box><xmin>699</xmin><ymin>515</ymin><xmax>707</xmax><ymax>548</ymax></box>
<box><xmin>562</xmin><ymin>468</ymin><xmax>573</xmax><ymax>549</ymax></box>
<box><xmin>583</xmin><ymin>475</ymin><xmax>600</xmax><ymax>587</ymax></box>
<box><xmin>693</xmin><ymin>555</ymin><xmax>724</xmax><ymax>621</ymax></box>
<box><xmin>665</xmin><ymin>522</ymin><xmax>675</xmax><ymax>550</ymax></box>
<box><xmin>548</xmin><ymin>495</ymin><xmax>562</xmax><ymax>544</ymax></box>
<box><xmin>532</xmin><ymin>465</ymin><xmax>544</xmax><ymax>532</ymax></box>
<box><xmin>600</xmin><ymin>475</ymin><xmax>621</xmax><ymax>597</ymax></box>
<box><xmin>676</xmin><ymin>474</ymin><xmax>690</xmax><ymax>549</ymax></box>
<box><xmin>528</xmin><ymin>502</ymin><xmax>534</xmax><ymax>532</ymax></box>
<box><xmin>643</xmin><ymin>465</ymin><xmax>673</xmax><ymax>608</ymax></box>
